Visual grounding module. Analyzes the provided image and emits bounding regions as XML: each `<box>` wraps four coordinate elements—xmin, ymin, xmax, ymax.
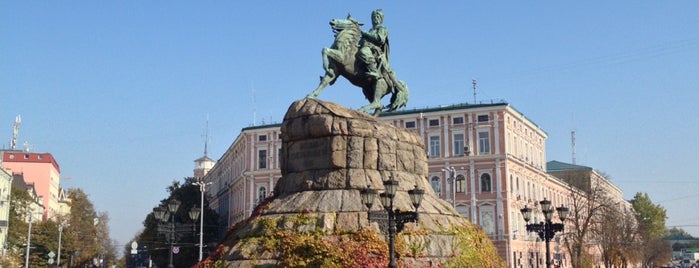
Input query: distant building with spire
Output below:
<box><xmin>194</xmin><ymin>124</ymin><xmax>216</xmax><ymax>179</ymax></box>
<box><xmin>194</xmin><ymin>155</ymin><xmax>215</xmax><ymax>179</ymax></box>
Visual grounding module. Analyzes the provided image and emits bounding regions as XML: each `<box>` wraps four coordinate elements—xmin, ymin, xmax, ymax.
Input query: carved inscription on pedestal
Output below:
<box><xmin>286</xmin><ymin>137</ymin><xmax>332</xmax><ymax>172</ymax></box>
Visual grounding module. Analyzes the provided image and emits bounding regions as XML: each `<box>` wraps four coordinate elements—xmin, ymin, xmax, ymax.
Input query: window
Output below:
<box><xmin>430</xmin><ymin>176</ymin><xmax>441</xmax><ymax>194</ymax></box>
<box><xmin>478</xmin><ymin>131</ymin><xmax>490</xmax><ymax>154</ymax></box>
<box><xmin>453</xmin><ymin>133</ymin><xmax>464</xmax><ymax>156</ymax></box>
<box><xmin>478</xmin><ymin>115</ymin><xmax>489</xmax><ymax>122</ymax></box>
<box><xmin>429</xmin><ymin>119</ymin><xmax>439</xmax><ymax>127</ymax></box>
<box><xmin>278</xmin><ymin>148</ymin><xmax>282</xmax><ymax>168</ymax></box>
<box><xmin>258</xmin><ymin>150</ymin><xmax>267</xmax><ymax>169</ymax></box>
<box><xmin>452</xmin><ymin>117</ymin><xmax>464</xmax><ymax>124</ymax></box>
<box><xmin>258</xmin><ymin>186</ymin><xmax>267</xmax><ymax>202</ymax></box>
<box><xmin>480</xmin><ymin>173</ymin><xmax>492</xmax><ymax>192</ymax></box>
<box><xmin>258</xmin><ymin>135</ymin><xmax>267</xmax><ymax>141</ymax></box>
<box><xmin>405</xmin><ymin>121</ymin><xmax>416</xmax><ymax>128</ymax></box>
<box><xmin>429</xmin><ymin>135</ymin><xmax>441</xmax><ymax>157</ymax></box>
<box><xmin>455</xmin><ymin>174</ymin><xmax>466</xmax><ymax>193</ymax></box>
<box><xmin>480</xmin><ymin>206</ymin><xmax>495</xmax><ymax>236</ymax></box>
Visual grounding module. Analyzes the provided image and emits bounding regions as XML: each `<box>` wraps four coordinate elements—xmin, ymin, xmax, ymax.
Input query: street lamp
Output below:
<box><xmin>441</xmin><ymin>166</ymin><xmax>456</xmax><ymax>207</ymax></box>
<box><xmin>154</xmin><ymin>199</ymin><xmax>198</xmax><ymax>268</ymax></box>
<box><xmin>24</xmin><ymin>210</ymin><xmax>34</xmax><ymax>268</ymax></box>
<box><xmin>57</xmin><ymin>220</ymin><xmax>69</xmax><ymax>267</ymax></box>
<box><xmin>520</xmin><ymin>198</ymin><xmax>569</xmax><ymax>268</ymax></box>
<box><xmin>360</xmin><ymin>177</ymin><xmax>425</xmax><ymax>268</ymax></box>
<box><xmin>192</xmin><ymin>180</ymin><xmax>212</xmax><ymax>262</ymax></box>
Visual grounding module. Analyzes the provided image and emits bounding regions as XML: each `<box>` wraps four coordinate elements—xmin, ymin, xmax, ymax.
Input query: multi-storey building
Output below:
<box><xmin>201</xmin><ymin>101</ymin><xmax>626</xmax><ymax>267</ymax></box>
<box><xmin>11</xmin><ymin>173</ymin><xmax>44</xmax><ymax>223</ymax></box>
<box><xmin>1</xmin><ymin>151</ymin><xmax>62</xmax><ymax>221</ymax></box>
<box><xmin>0</xmin><ymin>167</ymin><xmax>12</xmax><ymax>255</ymax></box>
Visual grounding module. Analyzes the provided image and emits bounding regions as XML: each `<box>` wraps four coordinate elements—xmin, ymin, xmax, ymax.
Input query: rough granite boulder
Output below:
<box><xmin>200</xmin><ymin>99</ymin><xmax>505</xmax><ymax>268</ymax></box>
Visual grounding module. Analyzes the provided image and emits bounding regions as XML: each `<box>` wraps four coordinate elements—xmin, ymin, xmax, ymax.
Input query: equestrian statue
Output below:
<box><xmin>305</xmin><ymin>9</ymin><xmax>409</xmax><ymax>116</ymax></box>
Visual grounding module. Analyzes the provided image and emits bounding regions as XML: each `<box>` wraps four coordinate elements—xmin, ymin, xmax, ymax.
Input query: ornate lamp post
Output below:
<box><xmin>520</xmin><ymin>198</ymin><xmax>569</xmax><ymax>268</ymax></box>
<box><xmin>153</xmin><ymin>199</ymin><xmax>199</xmax><ymax>268</ymax></box>
<box><xmin>360</xmin><ymin>177</ymin><xmax>425</xmax><ymax>268</ymax></box>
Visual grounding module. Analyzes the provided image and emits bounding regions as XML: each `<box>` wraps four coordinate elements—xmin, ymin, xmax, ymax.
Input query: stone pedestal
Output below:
<box><xmin>204</xmin><ymin>99</ymin><xmax>504</xmax><ymax>267</ymax></box>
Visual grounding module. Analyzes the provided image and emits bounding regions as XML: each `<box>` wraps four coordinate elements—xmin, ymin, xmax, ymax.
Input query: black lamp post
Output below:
<box><xmin>153</xmin><ymin>199</ymin><xmax>199</xmax><ymax>268</ymax></box>
<box><xmin>360</xmin><ymin>177</ymin><xmax>425</xmax><ymax>268</ymax></box>
<box><xmin>520</xmin><ymin>198</ymin><xmax>569</xmax><ymax>268</ymax></box>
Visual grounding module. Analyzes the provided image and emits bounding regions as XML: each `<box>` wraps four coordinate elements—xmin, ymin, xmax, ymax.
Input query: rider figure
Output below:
<box><xmin>359</xmin><ymin>9</ymin><xmax>389</xmax><ymax>80</ymax></box>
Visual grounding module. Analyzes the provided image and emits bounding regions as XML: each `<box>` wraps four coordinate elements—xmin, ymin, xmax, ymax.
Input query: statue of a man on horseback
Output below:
<box><xmin>359</xmin><ymin>9</ymin><xmax>389</xmax><ymax>80</ymax></box>
<box><xmin>305</xmin><ymin>9</ymin><xmax>409</xmax><ymax>116</ymax></box>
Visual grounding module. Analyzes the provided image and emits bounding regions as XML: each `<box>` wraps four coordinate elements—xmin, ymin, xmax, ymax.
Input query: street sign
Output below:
<box><xmin>48</xmin><ymin>250</ymin><xmax>56</xmax><ymax>264</ymax></box>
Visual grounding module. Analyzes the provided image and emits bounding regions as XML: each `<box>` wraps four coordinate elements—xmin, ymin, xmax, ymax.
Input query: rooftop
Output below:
<box><xmin>547</xmin><ymin>160</ymin><xmax>593</xmax><ymax>172</ymax></box>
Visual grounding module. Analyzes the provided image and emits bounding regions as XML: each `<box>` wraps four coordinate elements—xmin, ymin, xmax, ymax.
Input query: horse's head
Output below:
<box><xmin>329</xmin><ymin>14</ymin><xmax>362</xmax><ymax>36</ymax></box>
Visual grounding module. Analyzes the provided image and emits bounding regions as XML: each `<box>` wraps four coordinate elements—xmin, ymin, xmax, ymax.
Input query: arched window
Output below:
<box><xmin>258</xmin><ymin>186</ymin><xmax>267</xmax><ymax>202</ymax></box>
<box><xmin>430</xmin><ymin>176</ymin><xmax>441</xmax><ymax>194</ymax></box>
<box><xmin>455</xmin><ymin>174</ymin><xmax>466</xmax><ymax>193</ymax></box>
<box><xmin>480</xmin><ymin>173</ymin><xmax>492</xmax><ymax>193</ymax></box>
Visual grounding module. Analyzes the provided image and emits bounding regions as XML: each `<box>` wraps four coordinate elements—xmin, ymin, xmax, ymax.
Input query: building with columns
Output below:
<box><xmin>200</xmin><ymin>101</ymin><xmax>624</xmax><ymax>267</ymax></box>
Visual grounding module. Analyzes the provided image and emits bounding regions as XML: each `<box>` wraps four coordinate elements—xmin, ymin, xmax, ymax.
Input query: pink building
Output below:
<box><xmin>1</xmin><ymin>151</ymin><xmax>61</xmax><ymax>221</ymax></box>
<box><xmin>200</xmin><ymin>101</ymin><xmax>626</xmax><ymax>267</ymax></box>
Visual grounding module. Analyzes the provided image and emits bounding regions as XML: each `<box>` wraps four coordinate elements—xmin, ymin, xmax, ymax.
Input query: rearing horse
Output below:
<box><xmin>305</xmin><ymin>15</ymin><xmax>409</xmax><ymax>116</ymax></box>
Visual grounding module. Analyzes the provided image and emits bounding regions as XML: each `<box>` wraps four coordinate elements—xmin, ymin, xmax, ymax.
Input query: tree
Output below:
<box><xmin>631</xmin><ymin>192</ymin><xmax>671</xmax><ymax>267</ymax></box>
<box><xmin>560</xmin><ymin>171</ymin><xmax>609</xmax><ymax>268</ymax></box>
<box><xmin>129</xmin><ymin>177</ymin><xmax>219</xmax><ymax>268</ymax></box>
<box><xmin>1</xmin><ymin>184</ymin><xmax>32</xmax><ymax>267</ymax></box>
<box><xmin>3</xmin><ymin>184</ymin><xmax>115</xmax><ymax>267</ymax></box>
<box><xmin>60</xmin><ymin>188</ymin><xmax>102</xmax><ymax>267</ymax></box>
<box><xmin>666</xmin><ymin>227</ymin><xmax>695</xmax><ymax>240</ymax></box>
<box><xmin>595</xmin><ymin>202</ymin><xmax>640</xmax><ymax>268</ymax></box>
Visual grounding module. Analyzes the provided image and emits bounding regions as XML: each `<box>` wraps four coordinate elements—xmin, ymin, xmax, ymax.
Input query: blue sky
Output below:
<box><xmin>2</xmin><ymin>1</ymin><xmax>699</xmax><ymax>247</ymax></box>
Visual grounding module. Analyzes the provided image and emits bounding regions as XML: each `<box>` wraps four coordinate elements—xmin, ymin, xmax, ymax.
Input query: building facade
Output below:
<box><xmin>11</xmin><ymin>173</ymin><xmax>45</xmax><ymax>223</ymax></box>
<box><xmin>201</xmin><ymin>101</ymin><xmax>626</xmax><ymax>267</ymax></box>
<box><xmin>1</xmin><ymin>151</ymin><xmax>62</xmax><ymax>221</ymax></box>
<box><xmin>0</xmin><ymin>167</ymin><xmax>12</xmax><ymax>255</ymax></box>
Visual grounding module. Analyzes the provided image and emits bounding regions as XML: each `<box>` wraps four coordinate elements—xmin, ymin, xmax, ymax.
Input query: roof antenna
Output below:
<box><xmin>203</xmin><ymin>115</ymin><xmax>210</xmax><ymax>157</ymax></box>
<box><xmin>251</xmin><ymin>83</ymin><xmax>257</xmax><ymax>126</ymax></box>
<box><xmin>472</xmin><ymin>79</ymin><xmax>477</xmax><ymax>104</ymax></box>
<box><xmin>571</xmin><ymin>130</ymin><xmax>576</xmax><ymax>165</ymax></box>
<box><xmin>10</xmin><ymin>115</ymin><xmax>21</xmax><ymax>150</ymax></box>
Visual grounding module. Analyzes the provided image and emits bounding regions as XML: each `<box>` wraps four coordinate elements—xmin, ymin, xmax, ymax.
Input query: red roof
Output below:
<box><xmin>2</xmin><ymin>151</ymin><xmax>61</xmax><ymax>173</ymax></box>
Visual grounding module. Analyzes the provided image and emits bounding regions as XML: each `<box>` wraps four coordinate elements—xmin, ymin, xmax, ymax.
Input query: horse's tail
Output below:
<box><xmin>388</xmin><ymin>80</ymin><xmax>409</xmax><ymax>112</ymax></box>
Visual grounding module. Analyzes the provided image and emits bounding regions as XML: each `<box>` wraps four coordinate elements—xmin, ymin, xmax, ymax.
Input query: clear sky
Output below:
<box><xmin>2</xmin><ymin>1</ymin><xmax>699</xmax><ymax>247</ymax></box>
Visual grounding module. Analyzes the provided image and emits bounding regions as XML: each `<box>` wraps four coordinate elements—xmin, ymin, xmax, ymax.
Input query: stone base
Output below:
<box><xmin>201</xmin><ymin>99</ymin><xmax>505</xmax><ymax>267</ymax></box>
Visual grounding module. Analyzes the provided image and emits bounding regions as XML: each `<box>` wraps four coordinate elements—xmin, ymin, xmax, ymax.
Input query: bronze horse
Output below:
<box><xmin>305</xmin><ymin>15</ymin><xmax>409</xmax><ymax>115</ymax></box>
